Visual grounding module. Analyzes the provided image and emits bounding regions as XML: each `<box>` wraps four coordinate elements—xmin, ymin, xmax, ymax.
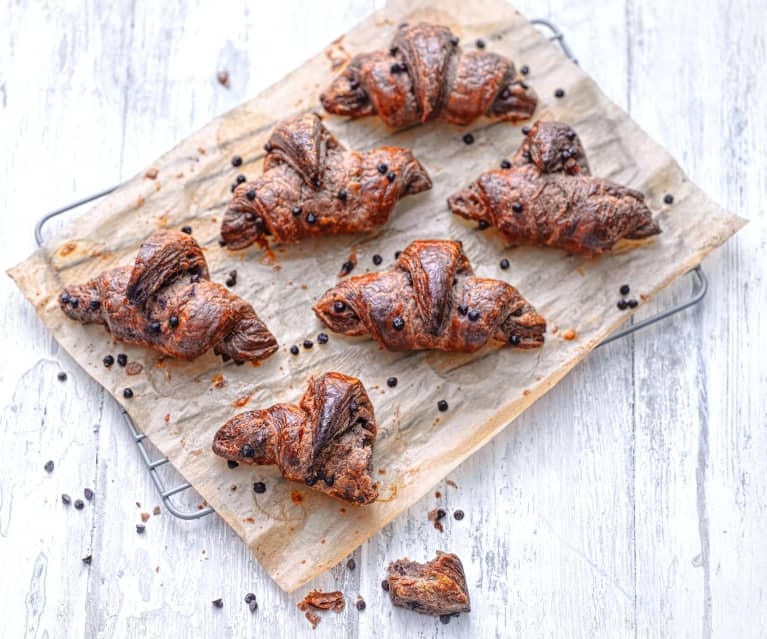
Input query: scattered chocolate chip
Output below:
<box><xmin>340</xmin><ymin>260</ymin><xmax>355</xmax><ymax>276</ymax></box>
<box><xmin>136</xmin><ymin>524</ymin><xmax>146</xmax><ymax>534</ymax></box>
<box><xmin>620</xmin><ymin>284</ymin><xmax>630</xmax><ymax>296</ymax></box>
<box><xmin>436</xmin><ymin>508</ymin><xmax>446</xmax><ymax>519</ymax></box>
<box><xmin>212</xmin><ymin>598</ymin><xmax>224</xmax><ymax>608</ymax></box>
<box><xmin>454</xmin><ymin>509</ymin><xmax>465</xmax><ymax>520</ymax></box>
<box><xmin>509</xmin><ymin>334</ymin><xmax>521</xmax><ymax>346</ymax></box>
<box><xmin>292</xmin><ymin>206</ymin><xmax>302</xmax><ymax>216</ymax></box>
<box><xmin>235</xmin><ymin>174</ymin><xmax>246</xmax><ymax>184</ymax></box>
<box><xmin>387</xmin><ymin>377</ymin><xmax>398</xmax><ymax>388</ymax></box>
<box><xmin>333</xmin><ymin>300</ymin><xmax>346</xmax><ymax>312</ymax></box>
<box><xmin>57</xmin><ymin>371</ymin><xmax>67</xmax><ymax>382</ymax></box>
<box><xmin>664</xmin><ymin>193</ymin><xmax>674</xmax><ymax>204</ymax></box>
<box><xmin>61</xmin><ymin>493</ymin><xmax>71</xmax><ymax>505</ymax></box>
<box><xmin>627</xmin><ymin>299</ymin><xmax>638</xmax><ymax>308</ymax></box>
<box><xmin>244</xmin><ymin>592</ymin><xmax>257</xmax><ymax>604</ymax></box>
<box><xmin>500</xmin><ymin>258</ymin><xmax>510</xmax><ymax>270</ymax></box>
<box><xmin>392</xmin><ymin>317</ymin><xmax>405</xmax><ymax>331</ymax></box>
<box><xmin>390</xmin><ymin>62</ymin><xmax>402</xmax><ymax>73</ymax></box>
<box><xmin>356</xmin><ymin>599</ymin><xmax>366</xmax><ymax>611</ymax></box>
<box><xmin>225</xmin><ymin>270</ymin><xmax>237</xmax><ymax>287</ymax></box>
<box><xmin>245</xmin><ymin>189</ymin><xmax>256</xmax><ymax>201</ymax></box>
<box><xmin>437</xmin><ymin>400</ymin><xmax>449</xmax><ymax>412</ymax></box>
<box><xmin>74</xmin><ymin>499</ymin><xmax>84</xmax><ymax>510</ymax></box>
<box><xmin>69</xmin><ymin>297</ymin><xmax>79</xmax><ymax>308</ymax></box>
<box><xmin>44</xmin><ymin>460</ymin><xmax>54</xmax><ymax>473</ymax></box>
<box><xmin>337</xmin><ymin>189</ymin><xmax>347</xmax><ymax>201</ymax></box>
<box><xmin>457</xmin><ymin>305</ymin><xmax>468</xmax><ymax>316</ymax></box>
<box><xmin>117</xmin><ymin>354</ymin><xmax>128</xmax><ymax>367</ymax></box>
<box><xmin>181</xmin><ymin>226</ymin><xmax>192</xmax><ymax>235</ymax></box>
<box><xmin>377</xmin><ymin>163</ymin><xmax>388</xmax><ymax>174</ymax></box>
<box><xmin>512</xmin><ymin>307</ymin><xmax>524</xmax><ymax>317</ymax></box>
<box><xmin>305</xmin><ymin>475</ymin><xmax>317</xmax><ymax>486</ymax></box>
<box><xmin>123</xmin><ymin>388</ymin><xmax>134</xmax><ymax>399</ymax></box>
<box><xmin>103</xmin><ymin>355</ymin><xmax>114</xmax><ymax>367</ymax></box>
<box><xmin>394</xmin><ymin>250</ymin><xmax>402</xmax><ymax>259</ymax></box>
<box><xmin>468</xmin><ymin>309</ymin><xmax>480</xmax><ymax>321</ymax></box>
<box><xmin>263</xmin><ymin>142</ymin><xmax>273</xmax><ymax>153</ymax></box>
<box><xmin>500</xmin><ymin>159</ymin><xmax>511</xmax><ymax>169</ymax></box>
<box><xmin>324</xmin><ymin>475</ymin><xmax>334</xmax><ymax>486</ymax></box>
<box><xmin>462</xmin><ymin>133</ymin><xmax>475</xmax><ymax>145</ymax></box>
<box><xmin>248</xmin><ymin>599</ymin><xmax>258</xmax><ymax>612</ymax></box>
<box><xmin>148</xmin><ymin>321</ymin><xmax>161</xmax><ymax>333</ymax></box>
<box><xmin>372</xmin><ymin>254</ymin><xmax>383</xmax><ymax>265</ymax></box>
<box><xmin>554</xmin><ymin>88</ymin><xmax>565</xmax><ymax>98</ymax></box>
<box><xmin>475</xmin><ymin>38</ymin><xmax>486</xmax><ymax>49</ymax></box>
<box><xmin>381</xmin><ymin>580</ymin><xmax>390</xmax><ymax>591</ymax></box>
<box><xmin>520</xmin><ymin>64</ymin><xmax>530</xmax><ymax>75</ymax></box>
<box><xmin>347</xmin><ymin>558</ymin><xmax>356</xmax><ymax>570</ymax></box>
<box><xmin>82</xmin><ymin>555</ymin><xmax>92</xmax><ymax>565</ymax></box>
<box><xmin>617</xmin><ymin>299</ymin><xmax>629</xmax><ymax>310</ymax></box>
<box><xmin>290</xmin><ymin>345</ymin><xmax>300</xmax><ymax>355</ymax></box>
<box><xmin>216</xmin><ymin>70</ymin><xmax>230</xmax><ymax>87</ymax></box>
<box><xmin>303</xmin><ymin>339</ymin><xmax>313</xmax><ymax>349</ymax></box>
<box><xmin>84</xmin><ymin>488</ymin><xmax>94</xmax><ymax>501</ymax></box>
<box><xmin>317</xmin><ymin>333</ymin><xmax>329</xmax><ymax>344</ymax></box>
<box><xmin>227</xmin><ymin>460</ymin><xmax>239</xmax><ymax>469</ymax></box>
<box><xmin>312</xmin><ymin>177</ymin><xmax>321</xmax><ymax>188</ymax></box>
<box><xmin>387</xmin><ymin>171</ymin><xmax>396</xmax><ymax>183</ymax></box>
<box><xmin>231</xmin><ymin>155</ymin><xmax>242</xmax><ymax>167</ymax></box>
<box><xmin>253</xmin><ymin>482</ymin><xmax>266</xmax><ymax>494</ymax></box>
<box><xmin>451</xmin><ymin>36</ymin><xmax>460</xmax><ymax>46</ymax></box>
<box><xmin>169</xmin><ymin>315</ymin><xmax>179</xmax><ymax>328</ymax></box>
<box><xmin>440</xmin><ymin>614</ymin><xmax>451</xmax><ymax>624</ymax></box>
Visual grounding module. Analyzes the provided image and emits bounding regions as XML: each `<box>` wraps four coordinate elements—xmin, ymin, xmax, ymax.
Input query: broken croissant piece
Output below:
<box><xmin>212</xmin><ymin>372</ymin><xmax>378</xmax><ymax>504</ymax></box>
<box><xmin>314</xmin><ymin>240</ymin><xmax>545</xmax><ymax>352</ymax></box>
<box><xmin>448</xmin><ymin>120</ymin><xmax>661</xmax><ymax>256</ymax></box>
<box><xmin>386</xmin><ymin>551</ymin><xmax>471</xmax><ymax>617</ymax></box>
<box><xmin>58</xmin><ymin>230</ymin><xmax>277</xmax><ymax>363</ymax></box>
<box><xmin>321</xmin><ymin>22</ymin><xmax>537</xmax><ymax>127</ymax></box>
<box><xmin>220</xmin><ymin>113</ymin><xmax>431</xmax><ymax>249</ymax></box>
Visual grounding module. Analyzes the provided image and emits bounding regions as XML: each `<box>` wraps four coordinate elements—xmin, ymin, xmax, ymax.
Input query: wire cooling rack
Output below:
<box><xmin>35</xmin><ymin>18</ymin><xmax>708</xmax><ymax>520</ymax></box>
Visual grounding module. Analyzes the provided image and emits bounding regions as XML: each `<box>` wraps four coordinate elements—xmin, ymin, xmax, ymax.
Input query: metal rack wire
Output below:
<box><xmin>35</xmin><ymin>18</ymin><xmax>707</xmax><ymax>520</ymax></box>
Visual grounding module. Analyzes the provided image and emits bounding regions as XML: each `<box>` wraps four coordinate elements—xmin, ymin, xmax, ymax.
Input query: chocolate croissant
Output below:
<box><xmin>220</xmin><ymin>113</ymin><xmax>431</xmax><ymax>249</ymax></box>
<box><xmin>59</xmin><ymin>229</ymin><xmax>278</xmax><ymax>362</ymax></box>
<box><xmin>320</xmin><ymin>22</ymin><xmax>537</xmax><ymax>128</ymax></box>
<box><xmin>313</xmin><ymin>240</ymin><xmax>545</xmax><ymax>352</ymax></box>
<box><xmin>448</xmin><ymin>120</ymin><xmax>661</xmax><ymax>256</ymax></box>
<box><xmin>212</xmin><ymin>372</ymin><xmax>378</xmax><ymax>504</ymax></box>
<box><xmin>386</xmin><ymin>552</ymin><xmax>471</xmax><ymax>617</ymax></box>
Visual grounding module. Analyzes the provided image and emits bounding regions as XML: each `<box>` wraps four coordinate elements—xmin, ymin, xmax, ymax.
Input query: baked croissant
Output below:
<box><xmin>313</xmin><ymin>240</ymin><xmax>545</xmax><ymax>352</ymax></box>
<box><xmin>448</xmin><ymin>120</ymin><xmax>661</xmax><ymax>256</ymax></box>
<box><xmin>386</xmin><ymin>552</ymin><xmax>471</xmax><ymax>617</ymax></box>
<box><xmin>220</xmin><ymin>113</ymin><xmax>431</xmax><ymax>249</ymax></box>
<box><xmin>58</xmin><ymin>230</ymin><xmax>278</xmax><ymax>362</ymax></box>
<box><xmin>212</xmin><ymin>372</ymin><xmax>378</xmax><ymax>505</ymax></box>
<box><xmin>320</xmin><ymin>22</ymin><xmax>537</xmax><ymax>128</ymax></box>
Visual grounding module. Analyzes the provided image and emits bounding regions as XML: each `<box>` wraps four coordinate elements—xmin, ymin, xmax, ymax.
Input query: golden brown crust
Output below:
<box><xmin>211</xmin><ymin>373</ymin><xmax>378</xmax><ymax>505</ymax></box>
<box><xmin>313</xmin><ymin>240</ymin><xmax>545</xmax><ymax>352</ymax></box>
<box><xmin>448</xmin><ymin>120</ymin><xmax>660</xmax><ymax>256</ymax></box>
<box><xmin>220</xmin><ymin>114</ymin><xmax>431</xmax><ymax>250</ymax></box>
<box><xmin>320</xmin><ymin>22</ymin><xmax>537</xmax><ymax>127</ymax></box>
<box><xmin>58</xmin><ymin>230</ymin><xmax>277</xmax><ymax>362</ymax></box>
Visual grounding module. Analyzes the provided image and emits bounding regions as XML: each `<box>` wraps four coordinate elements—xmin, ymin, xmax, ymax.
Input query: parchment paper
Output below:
<box><xmin>8</xmin><ymin>0</ymin><xmax>745</xmax><ymax>592</ymax></box>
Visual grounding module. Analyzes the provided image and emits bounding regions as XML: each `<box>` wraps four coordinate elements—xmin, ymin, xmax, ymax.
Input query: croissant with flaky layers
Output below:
<box><xmin>212</xmin><ymin>372</ymin><xmax>378</xmax><ymax>505</ymax></box>
<box><xmin>313</xmin><ymin>240</ymin><xmax>545</xmax><ymax>353</ymax></box>
<box><xmin>448</xmin><ymin>120</ymin><xmax>661</xmax><ymax>256</ymax></box>
<box><xmin>220</xmin><ymin>113</ymin><xmax>431</xmax><ymax>249</ymax></box>
<box><xmin>58</xmin><ymin>230</ymin><xmax>278</xmax><ymax>363</ymax></box>
<box><xmin>321</xmin><ymin>22</ymin><xmax>537</xmax><ymax>128</ymax></box>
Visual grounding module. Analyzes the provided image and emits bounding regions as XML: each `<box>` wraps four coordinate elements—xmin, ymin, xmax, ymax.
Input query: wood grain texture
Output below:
<box><xmin>0</xmin><ymin>1</ymin><xmax>763</xmax><ymax>638</ymax></box>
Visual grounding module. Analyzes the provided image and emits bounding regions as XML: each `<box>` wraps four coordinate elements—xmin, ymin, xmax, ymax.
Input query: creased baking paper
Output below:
<box><xmin>8</xmin><ymin>0</ymin><xmax>745</xmax><ymax>591</ymax></box>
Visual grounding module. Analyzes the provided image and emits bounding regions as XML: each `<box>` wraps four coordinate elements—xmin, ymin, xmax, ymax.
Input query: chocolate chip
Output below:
<box><xmin>387</xmin><ymin>377</ymin><xmax>398</xmax><ymax>388</ymax></box>
<box><xmin>181</xmin><ymin>226</ymin><xmax>192</xmax><ymax>235</ymax></box>
<box><xmin>381</xmin><ymin>580</ymin><xmax>390</xmax><ymax>591</ymax></box>
<box><xmin>664</xmin><ymin>193</ymin><xmax>674</xmax><ymax>204</ymax></box>
<box><xmin>356</xmin><ymin>599</ymin><xmax>366</xmax><ymax>611</ymax></box>
<box><xmin>554</xmin><ymin>88</ymin><xmax>565</xmax><ymax>98</ymax></box>
<box><xmin>392</xmin><ymin>317</ymin><xmax>405</xmax><ymax>331</ymax></box>
<box><xmin>372</xmin><ymin>254</ymin><xmax>383</xmax><ymax>265</ymax></box>
<box><xmin>500</xmin><ymin>258</ymin><xmax>510</xmax><ymax>270</ymax></box>
<box><xmin>454</xmin><ymin>509</ymin><xmax>465</xmax><ymax>520</ymax></box>
<box><xmin>253</xmin><ymin>482</ymin><xmax>266</xmax><ymax>494</ymax></box>
<box><xmin>245</xmin><ymin>189</ymin><xmax>256</xmax><ymax>201</ymax></box>
<box><xmin>462</xmin><ymin>133</ymin><xmax>475</xmax><ymax>145</ymax></box>
<box><xmin>61</xmin><ymin>493</ymin><xmax>71</xmax><ymax>505</ymax></box>
<box><xmin>74</xmin><ymin>499</ymin><xmax>84</xmax><ymax>510</ymax></box>
<box><xmin>337</xmin><ymin>189</ymin><xmax>347</xmax><ymax>201</ymax></box>
<box><xmin>306</xmin><ymin>212</ymin><xmax>317</xmax><ymax>224</ymax></box>
<box><xmin>84</xmin><ymin>488</ymin><xmax>94</xmax><ymax>501</ymax></box>
<box><xmin>377</xmin><ymin>163</ymin><xmax>388</xmax><ymax>174</ymax></box>
<box><xmin>468</xmin><ymin>310</ymin><xmax>480</xmax><ymax>321</ymax></box>
<box><xmin>117</xmin><ymin>354</ymin><xmax>128</xmax><ymax>367</ymax></box>
<box><xmin>244</xmin><ymin>592</ymin><xmax>256</xmax><ymax>604</ymax></box>
<box><xmin>136</xmin><ymin>524</ymin><xmax>146</xmax><ymax>534</ymax></box>
<box><xmin>476</xmin><ymin>38</ymin><xmax>486</xmax><ymax>49</ymax></box>
<box><xmin>44</xmin><ymin>460</ymin><xmax>54</xmax><ymax>473</ymax></box>
<box><xmin>509</xmin><ymin>335</ymin><xmax>521</xmax><ymax>346</ymax></box>
<box><xmin>317</xmin><ymin>333</ymin><xmax>329</xmax><ymax>344</ymax></box>
<box><xmin>82</xmin><ymin>555</ymin><xmax>92</xmax><ymax>565</ymax></box>
<box><xmin>627</xmin><ymin>299</ymin><xmax>638</xmax><ymax>308</ymax></box>
<box><xmin>303</xmin><ymin>339</ymin><xmax>313</xmax><ymax>349</ymax></box>
<box><xmin>227</xmin><ymin>460</ymin><xmax>239</xmax><ymax>469</ymax></box>
<box><xmin>57</xmin><ymin>372</ymin><xmax>67</xmax><ymax>382</ymax></box>
<box><xmin>123</xmin><ymin>388</ymin><xmax>133</xmax><ymax>399</ymax></box>
<box><xmin>169</xmin><ymin>316</ymin><xmax>179</xmax><ymax>328</ymax></box>
<box><xmin>211</xmin><ymin>598</ymin><xmax>224</xmax><ymax>608</ymax></box>
<box><xmin>231</xmin><ymin>155</ymin><xmax>242</xmax><ymax>167</ymax></box>
<box><xmin>292</xmin><ymin>206</ymin><xmax>302</xmax><ymax>216</ymax></box>
<box><xmin>512</xmin><ymin>202</ymin><xmax>523</xmax><ymax>213</ymax></box>
<box><xmin>236</xmin><ymin>174</ymin><xmax>246</xmax><ymax>184</ymax></box>
<box><xmin>500</xmin><ymin>159</ymin><xmax>511</xmax><ymax>169</ymax></box>
<box><xmin>620</xmin><ymin>284</ymin><xmax>630</xmax><ymax>296</ymax></box>
<box><xmin>103</xmin><ymin>355</ymin><xmax>114</xmax><ymax>367</ymax></box>
<box><xmin>440</xmin><ymin>614</ymin><xmax>451</xmax><ymax>624</ymax></box>
<box><xmin>617</xmin><ymin>300</ymin><xmax>629</xmax><ymax>310</ymax></box>
<box><xmin>240</xmin><ymin>445</ymin><xmax>255</xmax><ymax>458</ymax></box>
<box><xmin>347</xmin><ymin>558</ymin><xmax>356</xmax><ymax>570</ymax></box>
<box><xmin>387</xmin><ymin>172</ymin><xmax>396</xmax><ymax>183</ymax></box>
<box><xmin>89</xmin><ymin>299</ymin><xmax>101</xmax><ymax>310</ymax></box>
<box><xmin>340</xmin><ymin>260</ymin><xmax>355</xmax><ymax>275</ymax></box>
<box><xmin>437</xmin><ymin>400</ymin><xmax>449</xmax><ymax>412</ymax></box>
<box><xmin>290</xmin><ymin>345</ymin><xmax>299</xmax><ymax>355</ymax></box>
<box><xmin>520</xmin><ymin>64</ymin><xmax>530</xmax><ymax>75</ymax></box>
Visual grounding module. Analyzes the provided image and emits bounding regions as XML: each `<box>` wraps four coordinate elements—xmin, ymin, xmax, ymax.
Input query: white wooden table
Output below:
<box><xmin>1</xmin><ymin>1</ymin><xmax>764</xmax><ymax>637</ymax></box>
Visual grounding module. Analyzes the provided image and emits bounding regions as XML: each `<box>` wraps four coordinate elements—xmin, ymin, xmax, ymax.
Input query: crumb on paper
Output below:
<box><xmin>164</xmin><ymin>414</ymin><xmax>170</xmax><ymax>422</ymax></box>
<box><xmin>136</xmin><ymin>196</ymin><xmax>145</xmax><ymax>208</ymax></box>
<box><xmin>126</xmin><ymin>362</ymin><xmax>143</xmax><ymax>375</ymax></box>
<box><xmin>59</xmin><ymin>241</ymin><xmax>77</xmax><ymax>257</ymax></box>
<box><xmin>216</xmin><ymin>69</ymin><xmax>230</xmax><ymax>88</ymax></box>
<box><xmin>197</xmin><ymin>146</ymin><xmax>206</xmax><ymax>155</ymax></box>
<box><xmin>144</xmin><ymin>167</ymin><xmax>159</xmax><ymax>180</ymax></box>
<box><xmin>325</xmin><ymin>36</ymin><xmax>350</xmax><ymax>70</ymax></box>
<box><xmin>562</xmin><ymin>329</ymin><xmax>576</xmax><ymax>340</ymax></box>
<box><xmin>211</xmin><ymin>373</ymin><xmax>225</xmax><ymax>388</ymax></box>
<box><xmin>291</xmin><ymin>490</ymin><xmax>304</xmax><ymax>504</ymax></box>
